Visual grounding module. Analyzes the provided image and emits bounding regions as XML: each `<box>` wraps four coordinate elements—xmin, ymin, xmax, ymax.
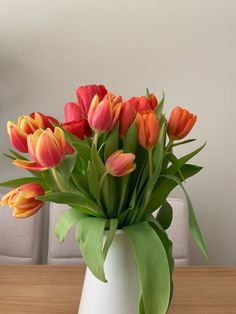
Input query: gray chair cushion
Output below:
<box><xmin>47</xmin><ymin>198</ymin><xmax>189</xmax><ymax>265</ymax></box>
<box><xmin>0</xmin><ymin>192</ymin><xmax>44</xmax><ymax>264</ymax></box>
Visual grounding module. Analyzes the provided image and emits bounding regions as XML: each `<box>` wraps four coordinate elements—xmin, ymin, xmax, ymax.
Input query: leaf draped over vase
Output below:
<box><xmin>0</xmin><ymin>84</ymin><xmax>207</xmax><ymax>314</ymax></box>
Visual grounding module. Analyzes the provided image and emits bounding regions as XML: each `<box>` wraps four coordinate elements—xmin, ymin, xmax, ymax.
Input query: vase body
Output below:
<box><xmin>78</xmin><ymin>230</ymin><xmax>139</xmax><ymax>314</ymax></box>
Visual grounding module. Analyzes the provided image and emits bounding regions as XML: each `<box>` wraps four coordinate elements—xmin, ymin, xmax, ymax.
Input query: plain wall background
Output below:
<box><xmin>0</xmin><ymin>0</ymin><xmax>235</xmax><ymax>265</ymax></box>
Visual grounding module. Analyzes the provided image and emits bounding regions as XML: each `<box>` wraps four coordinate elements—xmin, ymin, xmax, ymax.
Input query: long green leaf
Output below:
<box><xmin>155</xmin><ymin>91</ymin><xmax>165</xmax><ymax>119</ymax></box>
<box><xmin>76</xmin><ymin>217</ymin><xmax>107</xmax><ymax>282</ymax></box>
<box><xmin>124</xmin><ymin>222</ymin><xmax>170</xmax><ymax>314</ymax></box>
<box><xmin>103</xmin><ymin>219</ymin><xmax>118</xmax><ymax>259</ymax></box>
<box><xmin>123</xmin><ymin>121</ymin><xmax>137</xmax><ymax>153</ymax></box>
<box><xmin>38</xmin><ymin>191</ymin><xmax>105</xmax><ymax>217</ymax></box>
<box><xmin>146</xmin><ymin>163</ymin><xmax>203</xmax><ymax>214</ymax></box>
<box><xmin>161</xmin><ymin>174</ymin><xmax>208</xmax><ymax>260</ymax></box>
<box><xmin>0</xmin><ymin>177</ymin><xmax>48</xmax><ymax>190</ymax></box>
<box><xmin>55</xmin><ymin>207</ymin><xmax>85</xmax><ymax>242</ymax></box>
<box><xmin>58</xmin><ymin>153</ymin><xmax>77</xmax><ymax>183</ymax></box>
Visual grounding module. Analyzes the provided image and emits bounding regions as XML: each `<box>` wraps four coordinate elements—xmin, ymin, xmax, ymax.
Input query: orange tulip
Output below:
<box><xmin>129</xmin><ymin>93</ymin><xmax>158</xmax><ymax>113</ymax></box>
<box><xmin>105</xmin><ymin>150</ymin><xmax>136</xmax><ymax>177</ymax></box>
<box><xmin>136</xmin><ymin>110</ymin><xmax>160</xmax><ymax>150</ymax></box>
<box><xmin>167</xmin><ymin>106</ymin><xmax>197</xmax><ymax>141</ymax></box>
<box><xmin>119</xmin><ymin>101</ymin><xmax>136</xmax><ymax>138</ymax></box>
<box><xmin>0</xmin><ymin>183</ymin><xmax>45</xmax><ymax>218</ymax></box>
<box><xmin>88</xmin><ymin>93</ymin><xmax>122</xmax><ymax>133</ymax></box>
<box><xmin>13</xmin><ymin>127</ymin><xmax>66</xmax><ymax>171</ymax></box>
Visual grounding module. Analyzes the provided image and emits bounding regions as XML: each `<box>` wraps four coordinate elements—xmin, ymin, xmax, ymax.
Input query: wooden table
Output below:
<box><xmin>0</xmin><ymin>266</ymin><xmax>235</xmax><ymax>314</ymax></box>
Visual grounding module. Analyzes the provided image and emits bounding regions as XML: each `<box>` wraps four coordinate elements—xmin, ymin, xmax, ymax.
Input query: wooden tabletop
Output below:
<box><xmin>0</xmin><ymin>266</ymin><xmax>235</xmax><ymax>314</ymax></box>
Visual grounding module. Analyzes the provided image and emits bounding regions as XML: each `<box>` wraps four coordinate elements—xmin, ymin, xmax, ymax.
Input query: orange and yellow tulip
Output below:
<box><xmin>167</xmin><ymin>106</ymin><xmax>197</xmax><ymax>141</ymax></box>
<box><xmin>0</xmin><ymin>183</ymin><xmax>45</xmax><ymax>218</ymax></box>
<box><xmin>88</xmin><ymin>93</ymin><xmax>122</xmax><ymax>133</ymax></box>
<box><xmin>105</xmin><ymin>150</ymin><xmax>136</xmax><ymax>177</ymax></box>
<box><xmin>13</xmin><ymin>127</ymin><xmax>66</xmax><ymax>170</ymax></box>
<box><xmin>136</xmin><ymin>110</ymin><xmax>160</xmax><ymax>150</ymax></box>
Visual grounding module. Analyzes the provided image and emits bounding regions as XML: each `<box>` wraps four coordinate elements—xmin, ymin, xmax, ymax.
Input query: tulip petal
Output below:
<box><xmin>18</xmin><ymin>183</ymin><xmax>45</xmax><ymax>199</ymax></box>
<box><xmin>13</xmin><ymin>159</ymin><xmax>48</xmax><ymax>171</ymax></box>
<box><xmin>7</xmin><ymin>122</ymin><xmax>28</xmax><ymax>153</ymax></box>
<box><xmin>177</xmin><ymin>115</ymin><xmax>197</xmax><ymax>139</ymax></box>
<box><xmin>13</xmin><ymin>203</ymin><xmax>43</xmax><ymax>218</ymax></box>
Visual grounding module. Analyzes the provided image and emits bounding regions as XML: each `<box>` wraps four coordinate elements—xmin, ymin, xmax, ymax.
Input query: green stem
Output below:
<box><xmin>51</xmin><ymin>168</ymin><xmax>70</xmax><ymax>192</ymax></box>
<box><xmin>99</xmin><ymin>171</ymin><xmax>108</xmax><ymax>191</ymax></box>
<box><xmin>165</xmin><ymin>140</ymin><xmax>173</xmax><ymax>153</ymax></box>
<box><xmin>148</xmin><ymin>149</ymin><xmax>153</xmax><ymax>178</ymax></box>
<box><xmin>93</xmin><ymin>132</ymin><xmax>99</xmax><ymax>149</ymax></box>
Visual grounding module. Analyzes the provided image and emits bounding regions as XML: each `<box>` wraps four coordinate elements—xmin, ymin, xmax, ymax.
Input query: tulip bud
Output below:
<box><xmin>76</xmin><ymin>84</ymin><xmax>108</xmax><ymax>114</ymax></box>
<box><xmin>88</xmin><ymin>93</ymin><xmax>122</xmax><ymax>133</ymax></box>
<box><xmin>167</xmin><ymin>106</ymin><xmax>197</xmax><ymax>141</ymax></box>
<box><xmin>136</xmin><ymin>110</ymin><xmax>160</xmax><ymax>150</ymax></box>
<box><xmin>0</xmin><ymin>183</ymin><xmax>45</xmax><ymax>218</ymax></box>
<box><xmin>13</xmin><ymin>127</ymin><xmax>66</xmax><ymax>170</ymax></box>
<box><xmin>119</xmin><ymin>101</ymin><xmax>136</xmax><ymax>138</ymax></box>
<box><xmin>105</xmin><ymin>150</ymin><xmax>136</xmax><ymax>177</ymax></box>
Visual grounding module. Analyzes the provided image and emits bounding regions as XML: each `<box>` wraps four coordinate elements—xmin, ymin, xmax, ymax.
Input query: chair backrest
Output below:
<box><xmin>47</xmin><ymin>198</ymin><xmax>189</xmax><ymax>265</ymax></box>
<box><xmin>0</xmin><ymin>192</ymin><xmax>44</xmax><ymax>264</ymax></box>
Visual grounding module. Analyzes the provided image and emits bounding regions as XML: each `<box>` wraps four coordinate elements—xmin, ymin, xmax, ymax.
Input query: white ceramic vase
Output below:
<box><xmin>78</xmin><ymin>230</ymin><xmax>139</xmax><ymax>314</ymax></box>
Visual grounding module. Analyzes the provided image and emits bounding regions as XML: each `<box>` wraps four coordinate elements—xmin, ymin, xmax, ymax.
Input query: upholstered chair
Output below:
<box><xmin>0</xmin><ymin>191</ymin><xmax>44</xmax><ymax>264</ymax></box>
<box><xmin>47</xmin><ymin>198</ymin><xmax>189</xmax><ymax>266</ymax></box>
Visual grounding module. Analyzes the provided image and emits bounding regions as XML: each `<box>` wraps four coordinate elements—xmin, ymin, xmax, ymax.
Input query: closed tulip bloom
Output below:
<box><xmin>129</xmin><ymin>93</ymin><xmax>158</xmax><ymax>113</ymax></box>
<box><xmin>88</xmin><ymin>93</ymin><xmax>122</xmax><ymax>133</ymax></box>
<box><xmin>106</xmin><ymin>150</ymin><xmax>136</xmax><ymax>177</ymax></box>
<box><xmin>167</xmin><ymin>106</ymin><xmax>197</xmax><ymax>141</ymax></box>
<box><xmin>13</xmin><ymin>127</ymin><xmax>66</xmax><ymax>170</ymax></box>
<box><xmin>76</xmin><ymin>84</ymin><xmax>108</xmax><ymax>114</ymax></box>
<box><xmin>0</xmin><ymin>183</ymin><xmax>45</xmax><ymax>218</ymax></box>
<box><xmin>119</xmin><ymin>101</ymin><xmax>136</xmax><ymax>138</ymax></box>
<box><xmin>7</xmin><ymin>114</ymin><xmax>43</xmax><ymax>152</ymax></box>
<box><xmin>136</xmin><ymin>110</ymin><xmax>160</xmax><ymax>150</ymax></box>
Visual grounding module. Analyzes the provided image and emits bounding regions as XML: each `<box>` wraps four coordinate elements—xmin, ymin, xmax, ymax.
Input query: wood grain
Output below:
<box><xmin>0</xmin><ymin>266</ymin><xmax>235</xmax><ymax>314</ymax></box>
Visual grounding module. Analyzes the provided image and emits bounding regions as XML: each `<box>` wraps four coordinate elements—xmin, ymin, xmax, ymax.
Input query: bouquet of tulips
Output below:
<box><xmin>0</xmin><ymin>84</ymin><xmax>207</xmax><ymax>313</ymax></box>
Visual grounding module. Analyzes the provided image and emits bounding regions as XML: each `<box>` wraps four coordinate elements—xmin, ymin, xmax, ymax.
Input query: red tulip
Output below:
<box><xmin>13</xmin><ymin>127</ymin><xmax>66</xmax><ymax>171</ymax></box>
<box><xmin>105</xmin><ymin>150</ymin><xmax>136</xmax><ymax>177</ymax></box>
<box><xmin>119</xmin><ymin>100</ymin><xmax>136</xmax><ymax>138</ymax></box>
<box><xmin>64</xmin><ymin>102</ymin><xmax>85</xmax><ymax>122</ymax></box>
<box><xmin>76</xmin><ymin>84</ymin><xmax>108</xmax><ymax>114</ymax></box>
<box><xmin>0</xmin><ymin>183</ymin><xmax>45</xmax><ymax>218</ymax></box>
<box><xmin>136</xmin><ymin>110</ymin><xmax>160</xmax><ymax>150</ymax></box>
<box><xmin>167</xmin><ymin>106</ymin><xmax>197</xmax><ymax>141</ymax></box>
<box><xmin>88</xmin><ymin>93</ymin><xmax>122</xmax><ymax>133</ymax></box>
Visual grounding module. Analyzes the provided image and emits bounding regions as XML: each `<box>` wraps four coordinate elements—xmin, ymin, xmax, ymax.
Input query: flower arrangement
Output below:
<box><xmin>0</xmin><ymin>84</ymin><xmax>207</xmax><ymax>313</ymax></box>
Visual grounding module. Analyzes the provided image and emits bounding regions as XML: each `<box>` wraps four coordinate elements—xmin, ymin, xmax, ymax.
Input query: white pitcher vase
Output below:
<box><xmin>78</xmin><ymin>230</ymin><xmax>139</xmax><ymax>314</ymax></box>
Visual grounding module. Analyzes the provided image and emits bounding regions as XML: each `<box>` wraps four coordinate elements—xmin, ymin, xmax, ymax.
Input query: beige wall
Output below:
<box><xmin>0</xmin><ymin>0</ymin><xmax>235</xmax><ymax>265</ymax></box>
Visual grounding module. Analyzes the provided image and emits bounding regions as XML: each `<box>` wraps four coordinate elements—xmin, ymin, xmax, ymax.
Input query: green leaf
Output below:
<box><xmin>71</xmin><ymin>175</ymin><xmax>89</xmax><ymax>195</ymax></box>
<box><xmin>104</xmin><ymin>124</ymin><xmax>119</xmax><ymax>160</ymax></box>
<box><xmin>71</xmin><ymin>142</ymin><xmax>91</xmax><ymax>162</ymax></box>
<box><xmin>156</xmin><ymin>200</ymin><xmax>173</xmax><ymax>230</ymax></box>
<box><xmin>8</xmin><ymin>149</ymin><xmax>28</xmax><ymax>160</ymax></box>
<box><xmin>160</xmin><ymin>174</ymin><xmax>208</xmax><ymax>260</ymax></box>
<box><xmin>146</xmin><ymin>163</ymin><xmax>203</xmax><ymax>214</ymax></box>
<box><xmin>38</xmin><ymin>191</ymin><xmax>105</xmax><ymax>217</ymax></box>
<box><xmin>0</xmin><ymin>177</ymin><xmax>48</xmax><ymax>190</ymax></box>
<box><xmin>123</xmin><ymin>121</ymin><xmax>137</xmax><ymax>153</ymax></box>
<box><xmin>147</xmin><ymin>216</ymin><xmax>174</xmax><ymax>308</ymax></box>
<box><xmin>2</xmin><ymin>153</ymin><xmax>15</xmax><ymax>160</ymax></box>
<box><xmin>91</xmin><ymin>143</ymin><xmax>106</xmax><ymax>178</ymax></box>
<box><xmin>55</xmin><ymin>207</ymin><xmax>85</xmax><ymax>242</ymax></box>
<box><xmin>58</xmin><ymin>153</ymin><xmax>77</xmax><ymax>183</ymax></box>
<box><xmin>165</xmin><ymin>142</ymin><xmax>206</xmax><ymax>175</ymax></box>
<box><xmin>155</xmin><ymin>91</ymin><xmax>165</xmax><ymax>119</ymax></box>
<box><xmin>103</xmin><ymin>219</ymin><xmax>118</xmax><ymax>259</ymax></box>
<box><xmin>171</xmin><ymin>138</ymin><xmax>196</xmax><ymax>147</ymax></box>
<box><xmin>76</xmin><ymin>217</ymin><xmax>107</xmax><ymax>282</ymax></box>
<box><xmin>87</xmin><ymin>161</ymin><xmax>101</xmax><ymax>205</ymax></box>
<box><xmin>124</xmin><ymin>222</ymin><xmax>170</xmax><ymax>314</ymax></box>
